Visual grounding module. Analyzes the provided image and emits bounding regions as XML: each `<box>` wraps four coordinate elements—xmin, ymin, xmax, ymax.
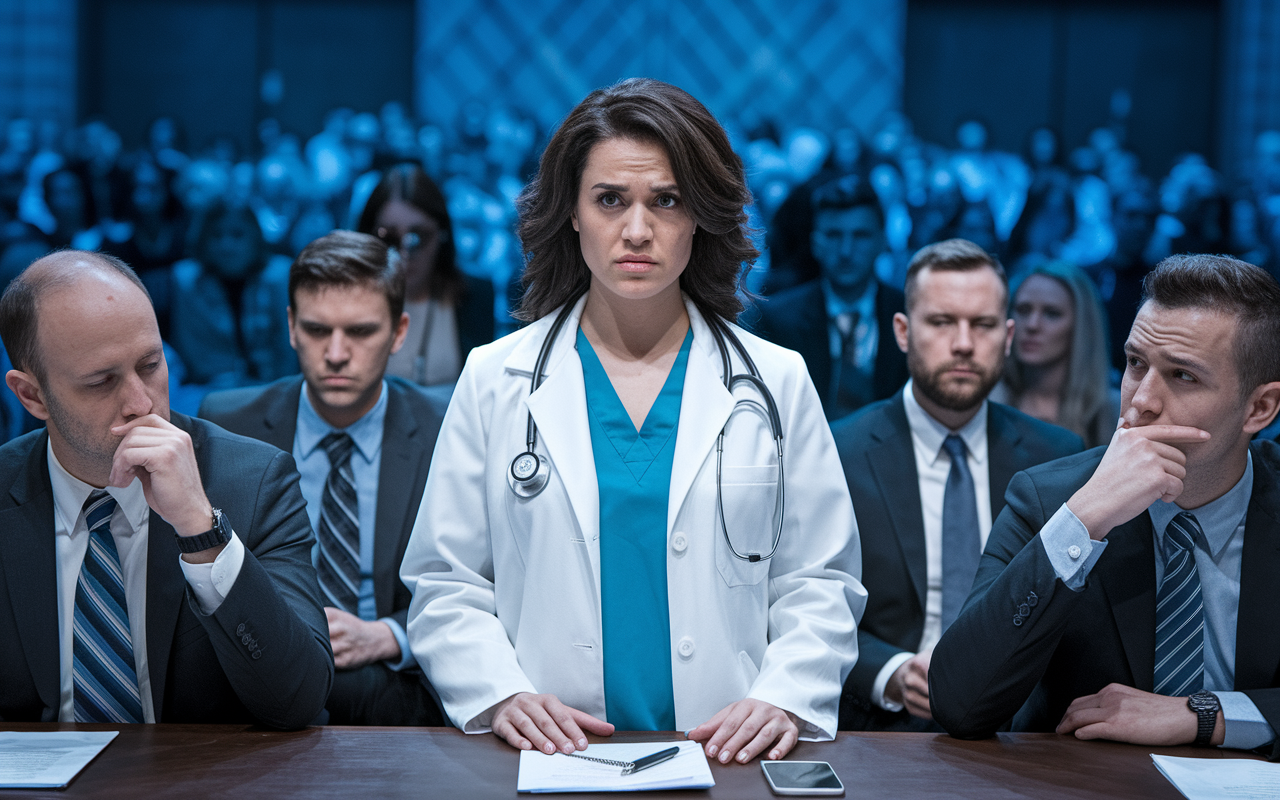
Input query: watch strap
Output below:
<box><xmin>175</xmin><ymin>508</ymin><xmax>231</xmax><ymax>554</ymax></box>
<box><xmin>1187</xmin><ymin>690</ymin><xmax>1220</xmax><ymax>746</ymax></box>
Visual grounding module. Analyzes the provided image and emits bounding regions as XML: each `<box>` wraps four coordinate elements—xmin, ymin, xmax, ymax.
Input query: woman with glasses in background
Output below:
<box><xmin>357</xmin><ymin>164</ymin><xmax>495</xmax><ymax>385</ymax></box>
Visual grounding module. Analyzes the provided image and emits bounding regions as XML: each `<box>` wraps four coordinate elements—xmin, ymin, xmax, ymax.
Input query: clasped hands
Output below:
<box><xmin>491</xmin><ymin>693</ymin><xmax>799</xmax><ymax>763</ymax></box>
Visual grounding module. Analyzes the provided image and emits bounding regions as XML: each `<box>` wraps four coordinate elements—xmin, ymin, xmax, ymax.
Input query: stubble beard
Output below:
<box><xmin>909</xmin><ymin>349</ymin><xmax>1003</xmax><ymax>413</ymax></box>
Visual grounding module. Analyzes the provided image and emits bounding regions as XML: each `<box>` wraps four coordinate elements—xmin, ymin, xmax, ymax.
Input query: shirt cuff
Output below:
<box><xmin>178</xmin><ymin>532</ymin><xmax>246</xmax><ymax>615</ymax></box>
<box><xmin>870</xmin><ymin>651</ymin><xmax>914</xmax><ymax>712</ymax></box>
<box><xmin>379</xmin><ymin>617</ymin><xmax>415</xmax><ymax>671</ymax></box>
<box><xmin>1039</xmin><ymin>504</ymin><xmax>1107</xmax><ymax>590</ymax></box>
<box><xmin>1216</xmin><ymin>691</ymin><xmax>1277</xmax><ymax>751</ymax></box>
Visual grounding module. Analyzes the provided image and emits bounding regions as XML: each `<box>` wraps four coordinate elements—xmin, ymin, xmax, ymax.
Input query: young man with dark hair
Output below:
<box><xmin>832</xmin><ymin>238</ymin><xmax>1083</xmax><ymax>731</ymax></box>
<box><xmin>932</xmin><ymin>254</ymin><xmax>1280</xmax><ymax>757</ymax></box>
<box><xmin>755</xmin><ymin>174</ymin><xmax>909</xmax><ymax>419</ymax></box>
<box><xmin>201</xmin><ymin>230</ymin><xmax>450</xmax><ymax>725</ymax></box>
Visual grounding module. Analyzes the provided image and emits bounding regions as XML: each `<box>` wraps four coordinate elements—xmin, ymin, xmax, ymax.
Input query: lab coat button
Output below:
<box><xmin>671</xmin><ymin>533</ymin><xmax>688</xmax><ymax>554</ymax></box>
<box><xmin>677</xmin><ymin>637</ymin><xmax>695</xmax><ymax>658</ymax></box>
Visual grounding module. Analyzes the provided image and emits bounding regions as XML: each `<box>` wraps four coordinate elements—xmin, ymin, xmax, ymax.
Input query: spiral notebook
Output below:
<box><xmin>517</xmin><ymin>740</ymin><xmax>715</xmax><ymax>793</ymax></box>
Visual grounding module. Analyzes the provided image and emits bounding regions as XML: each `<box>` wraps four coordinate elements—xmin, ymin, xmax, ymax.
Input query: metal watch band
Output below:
<box><xmin>175</xmin><ymin>508</ymin><xmax>230</xmax><ymax>554</ymax></box>
<box><xmin>1187</xmin><ymin>690</ymin><xmax>1219</xmax><ymax>746</ymax></box>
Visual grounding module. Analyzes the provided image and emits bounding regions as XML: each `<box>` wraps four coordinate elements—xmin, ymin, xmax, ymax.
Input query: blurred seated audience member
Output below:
<box><xmin>991</xmin><ymin>262</ymin><xmax>1120</xmax><ymax>449</ymax></box>
<box><xmin>755</xmin><ymin>175</ymin><xmax>908</xmax><ymax>419</ymax></box>
<box><xmin>1097</xmin><ymin>186</ymin><xmax>1158</xmax><ymax>371</ymax></box>
<box><xmin>1057</xmin><ymin>146</ymin><xmax>1115</xmax><ymax>269</ymax></box>
<box><xmin>169</xmin><ymin>200</ymin><xmax>295</xmax><ymax>386</ymax></box>
<box><xmin>357</xmin><ymin>163</ymin><xmax>494</xmax><ymax>385</ymax></box>
<box><xmin>944</xmin><ymin>200</ymin><xmax>1001</xmax><ymax>258</ymax></box>
<box><xmin>40</xmin><ymin>166</ymin><xmax>102</xmax><ymax>251</ymax></box>
<box><xmin>1005</xmin><ymin>166</ymin><xmax>1075</xmax><ymax>273</ymax></box>
<box><xmin>102</xmin><ymin>158</ymin><xmax>188</xmax><ymax>335</ymax></box>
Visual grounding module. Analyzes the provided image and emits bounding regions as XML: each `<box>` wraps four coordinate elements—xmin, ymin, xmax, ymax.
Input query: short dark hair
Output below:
<box><xmin>289</xmin><ymin>230</ymin><xmax>405</xmax><ymax>320</ymax></box>
<box><xmin>1140</xmin><ymin>253</ymin><xmax>1280</xmax><ymax>394</ymax></box>
<box><xmin>515</xmin><ymin>78</ymin><xmax>757</xmax><ymax>322</ymax></box>
<box><xmin>810</xmin><ymin>174</ymin><xmax>884</xmax><ymax>229</ymax></box>
<box><xmin>0</xmin><ymin>250</ymin><xmax>150</xmax><ymax>381</ymax></box>
<box><xmin>356</xmin><ymin>163</ymin><xmax>463</xmax><ymax>304</ymax></box>
<box><xmin>903</xmin><ymin>238</ymin><xmax>1007</xmax><ymax>313</ymax></box>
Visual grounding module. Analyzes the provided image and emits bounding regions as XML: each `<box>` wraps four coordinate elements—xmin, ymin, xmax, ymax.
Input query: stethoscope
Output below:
<box><xmin>507</xmin><ymin>294</ymin><xmax>786</xmax><ymax>562</ymax></box>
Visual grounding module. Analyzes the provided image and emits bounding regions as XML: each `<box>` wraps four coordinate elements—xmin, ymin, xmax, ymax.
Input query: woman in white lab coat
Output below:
<box><xmin>401</xmin><ymin>79</ymin><xmax>865</xmax><ymax>765</ymax></box>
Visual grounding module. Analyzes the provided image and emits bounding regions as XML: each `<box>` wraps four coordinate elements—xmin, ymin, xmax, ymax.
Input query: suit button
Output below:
<box><xmin>242</xmin><ymin>634</ymin><xmax>252</xmax><ymax>646</ymax></box>
<box><xmin>677</xmin><ymin>637</ymin><xmax>695</xmax><ymax>659</ymax></box>
<box><xmin>236</xmin><ymin>623</ymin><xmax>246</xmax><ymax>635</ymax></box>
<box><xmin>1013</xmin><ymin>616</ymin><xmax>1023</xmax><ymax>627</ymax></box>
<box><xmin>1067</xmin><ymin>545</ymin><xmax>1082</xmax><ymax>560</ymax></box>
<box><xmin>252</xmin><ymin>650</ymin><xmax>262</xmax><ymax>660</ymax></box>
<box><xmin>1018</xmin><ymin>603</ymin><xmax>1030</xmax><ymax>616</ymax></box>
<box><xmin>671</xmin><ymin>533</ymin><xmax>688</xmax><ymax>554</ymax></box>
<box><xmin>1027</xmin><ymin>592</ymin><xmax>1038</xmax><ymax>607</ymax></box>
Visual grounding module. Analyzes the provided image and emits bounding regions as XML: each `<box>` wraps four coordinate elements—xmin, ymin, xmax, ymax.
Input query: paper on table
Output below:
<box><xmin>0</xmin><ymin>731</ymin><xmax>118</xmax><ymax>789</ymax></box>
<box><xmin>1151</xmin><ymin>754</ymin><xmax>1280</xmax><ymax>799</ymax></box>
<box><xmin>517</xmin><ymin>740</ymin><xmax>714</xmax><ymax>793</ymax></box>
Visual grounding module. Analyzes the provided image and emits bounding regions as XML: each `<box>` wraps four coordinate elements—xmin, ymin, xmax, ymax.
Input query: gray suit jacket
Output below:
<box><xmin>831</xmin><ymin>392</ymin><xmax>1084</xmax><ymax>730</ymax></box>
<box><xmin>199</xmin><ymin>375</ymin><xmax>450</xmax><ymax>630</ymax></box>
<box><xmin>0</xmin><ymin>414</ymin><xmax>332</xmax><ymax>727</ymax></box>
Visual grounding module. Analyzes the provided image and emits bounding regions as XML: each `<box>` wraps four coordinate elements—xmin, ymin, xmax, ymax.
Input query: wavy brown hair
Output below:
<box><xmin>515</xmin><ymin>78</ymin><xmax>757</xmax><ymax>322</ymax></box>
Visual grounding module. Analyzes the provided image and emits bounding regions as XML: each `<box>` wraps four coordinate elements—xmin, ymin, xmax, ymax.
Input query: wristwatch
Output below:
<box><xmin>175</xmin><ymin>508</ymin><xmax>231</xmax><ymax>554</ymax></box>
<box><xmin>1187</xmin><ymin>690</ymin><xmax>1221</xmax><ymax>746</ymax></box>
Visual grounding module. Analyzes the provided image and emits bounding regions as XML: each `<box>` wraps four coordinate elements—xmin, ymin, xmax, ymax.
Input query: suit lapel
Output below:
<box><xmin>1235</xmin><ymin>445</ymin><xmax>1280</xmax><ymax>690</ymax></box>
<box><xmin>260</xmin><ymin>377</ymin><xmax>302</xmax><ymax>451</ymax></box>
<box><xmin>0</xmin><ymin>434</ymin><xmax>61</xmax><ymax>715</ymax></box>
<box><xmin>144</xmin><ymin>511</ymin><xmax>184</xmax><ymax>721</ymax></box>
<box><xmin>372</xmin><ymin>383</ymin><xmax>424</xmax><ymax>617</ymax></box>
<box><xmin>1095</xmin><ymin>513</ymin><xmax>1157</xmax><ymax>690</ymax></box>
<box><xmin>867</xmin><ymin>396</ymin><xmax>928</xmax><ymax>610</ymax></box>
<box><xmin>986</xmin><ymin>404</ymin><xmax>1024</xmax><ymax>520</ymax></box>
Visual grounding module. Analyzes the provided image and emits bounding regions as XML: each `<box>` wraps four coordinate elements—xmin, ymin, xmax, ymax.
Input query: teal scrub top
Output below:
<box><xmin>576</xmin><ymin>325</ymin><xmax>693</xmax><ymax>732</ymax></box>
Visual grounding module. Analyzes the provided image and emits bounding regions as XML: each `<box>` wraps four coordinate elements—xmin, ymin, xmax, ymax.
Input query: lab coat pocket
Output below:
<box><xmin>714</xmin><ymin>465</ymin><xmax>780</xmax><ymax>587</ymax></box>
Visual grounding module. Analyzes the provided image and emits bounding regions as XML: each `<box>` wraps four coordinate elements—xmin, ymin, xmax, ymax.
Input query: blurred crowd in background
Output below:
<box><xmin>3</xmin><ymin>97</ymin><xmax>1280</xmax><ymax>441</ymax></box>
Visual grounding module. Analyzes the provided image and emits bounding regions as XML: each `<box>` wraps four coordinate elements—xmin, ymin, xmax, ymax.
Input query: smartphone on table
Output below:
<box><xmin>761</xmin><ymin>760</ymin><xmax>845</xmax><ymax>796</ymax></box>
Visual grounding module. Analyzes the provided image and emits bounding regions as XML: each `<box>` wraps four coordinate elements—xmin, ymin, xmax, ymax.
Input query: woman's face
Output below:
<box><xmin>1013</xmin><ymin>274</ymin><xmax>1074</xmax><ymax>368</ymax></box>
<box><xmin>572</xmin><ymin>137</ymin><xmax>695</xmax><ymax>308</ymax></box>
<box><xmin>375</xmin><ymin>198</ymin><xmax>442</xmax><ymax>297</ymax></box>
<box><xmin>206</xmin><ymin>213</ymin><xmax>260</xmax><ymax>281</ymax></box>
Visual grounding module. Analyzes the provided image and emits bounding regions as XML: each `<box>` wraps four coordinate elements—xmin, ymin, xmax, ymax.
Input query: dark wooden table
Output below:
<box><xmin>0</xmin><ymin>724</ymin><xmax>1255</xmax><ymax>798</ymax></box>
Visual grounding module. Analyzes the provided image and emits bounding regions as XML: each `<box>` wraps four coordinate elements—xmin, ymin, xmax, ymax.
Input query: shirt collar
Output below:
<box><xmin>902</xmin><ymin>379</ymin><xmax>989</xmax><ymax>466</ymax></box>
<box><xmin>1148</xmin><ymin>450</ymin><xmax>1253</xmax><ymax>559</ymax></box>
<box><xmin>822</xmin><ymin>279</ymin><xmax>878</xmax><ymax>322</ymax></box>
<box><xmin>47</xmin><ymin>439</ymin><xmax>149</xmax><ymax>537</ymax></box>
<box><xmin>296</xmin><ymin>380</ymin><xmax>387</xmax><ymax>464</ymax></box>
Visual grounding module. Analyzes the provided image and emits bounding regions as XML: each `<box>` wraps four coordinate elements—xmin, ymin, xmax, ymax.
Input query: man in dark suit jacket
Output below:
<box><xmin>755</xmin><ymin>175</ymin><xmax>908</xmax><ymax>419</ymax></box>
<box><xmin>201</xmin><ymin>230</ymin><xmax>448</xmax><ymax>726</ymax></box>
<box><xmin>833</xmin><ymin>238</ymin><xmax>1084</xmax><ymax>731</ymax></box>
<box><xmin>0</xmin><ymin>251</ymin><xmax>331</xmax><ymax>726</ymax></box>
<box><xmin>932</xmin><ymin>254</ymin><xmax>1280</xmax><ymax>756</ymax></box>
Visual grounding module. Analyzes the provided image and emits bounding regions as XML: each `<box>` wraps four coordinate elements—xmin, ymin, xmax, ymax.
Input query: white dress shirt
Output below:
<box><xmin>872</xmin><ymin>380</ymin><xmax>993</xmax><ymax>710</ymax></box>
<box><xmin>49</xmin><ymin>440</ymin><xmax>245</xmax><ymax>722</ymax></box>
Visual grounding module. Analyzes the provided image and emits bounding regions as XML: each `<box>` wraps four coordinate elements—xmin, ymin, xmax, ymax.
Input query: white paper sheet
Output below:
<box><xmin>0</xmin><ymin>731</ymin><xmax>118</xmax><ymax>788</ymax></box>
<box><xmin>1151</xmin><ymin>754</ymin><xmax>1280</xmax><ymax>799</ymax></box>
<box><xmin>517</xmin><ymin>740</ymin><xmax>714</xmax><ymax>793</ymax></box>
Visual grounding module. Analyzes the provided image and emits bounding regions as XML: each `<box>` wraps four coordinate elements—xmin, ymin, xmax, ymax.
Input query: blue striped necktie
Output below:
<box><xmin>73</xmin><ymin>490</ymin><xmax>143</xmax><ymax>723</ymax></box>
<box><xmin>317</xmin><ymin>432</ymin><xmax>360</xmax><ymax>613</ymax></box>
<box><xmin>1154</xmin><ymin>511</ymin><xmax>1204</xmax><ymax>696</ymax></box>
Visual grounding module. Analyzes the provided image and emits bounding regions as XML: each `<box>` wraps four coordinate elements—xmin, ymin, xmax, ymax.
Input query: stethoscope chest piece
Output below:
<box><xmin>508</xmin><ymin>451</ymin><xmax>551</xmax><ymax>498</ymax></box>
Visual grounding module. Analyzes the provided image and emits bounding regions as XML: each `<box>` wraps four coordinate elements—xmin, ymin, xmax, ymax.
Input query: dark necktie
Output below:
<box><xmin>1154</xmin><ymin>512</ymin><xmax>1204</xmax><ymax>696</ymax></box>
<box><xmin>317</xmin><ymin>432</ymin><xmax>360</xmax><ymax>613</ymax></box>
<box><xmin>830</xmin><ymin>312</ymin><xmax>869</xmax><ymax>417</ymax></box>
<box><xmin>73</xmin><ymin>490</ymin><xmax>143</xmax><ymax>723</ymax></box>
<box><xmin>940</xmin><ymin>435</ymin><xmax>980</xmax><ymax>632</ymax></box>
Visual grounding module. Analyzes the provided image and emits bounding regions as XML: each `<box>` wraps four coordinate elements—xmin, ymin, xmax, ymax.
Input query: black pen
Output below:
<box><xmin>628</xmin><ymin>746</ymin><xmax>680</xmax><ymax>774</ymax></box>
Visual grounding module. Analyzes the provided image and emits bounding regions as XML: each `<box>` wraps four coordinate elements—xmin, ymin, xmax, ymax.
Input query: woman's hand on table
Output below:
<box><xmin>492</xmin><ymin>692</ymin><xmax>615</xmax><ymax>754</ymax></box>
<box><xmin>686</xmin><ymin>698</ymin><xmax>799</xmax><ymax>764</ymax></box>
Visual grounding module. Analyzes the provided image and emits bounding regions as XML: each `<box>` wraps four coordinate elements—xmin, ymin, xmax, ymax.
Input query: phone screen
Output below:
<box><xmin>761</xmin><ymin>760</ymin><xmax>843</xmax><ymax>791</ymax></box>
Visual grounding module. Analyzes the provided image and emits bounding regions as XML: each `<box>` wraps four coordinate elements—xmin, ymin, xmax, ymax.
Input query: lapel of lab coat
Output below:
<box><xmin>506</xmin><ymin>296</ymin><xmax>736</xmax><ymax>599</ymax></box>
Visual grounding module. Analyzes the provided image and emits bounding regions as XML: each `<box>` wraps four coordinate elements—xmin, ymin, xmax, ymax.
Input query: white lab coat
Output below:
<box><xmin>401</xmin><ymin>295</ymin><xmax>866</xmax><ymax>738</ymax></box>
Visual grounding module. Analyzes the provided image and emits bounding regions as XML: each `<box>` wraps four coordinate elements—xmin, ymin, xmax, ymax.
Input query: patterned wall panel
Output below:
<box><xmin>0</xmin><ymin>0</ymin><xmax>77</xmax><ymax>125</ymax></box>
<box><xmin>415</xmin><ymin>0</ymin><xmax>905</xmax><ymax>140</ymax></box>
